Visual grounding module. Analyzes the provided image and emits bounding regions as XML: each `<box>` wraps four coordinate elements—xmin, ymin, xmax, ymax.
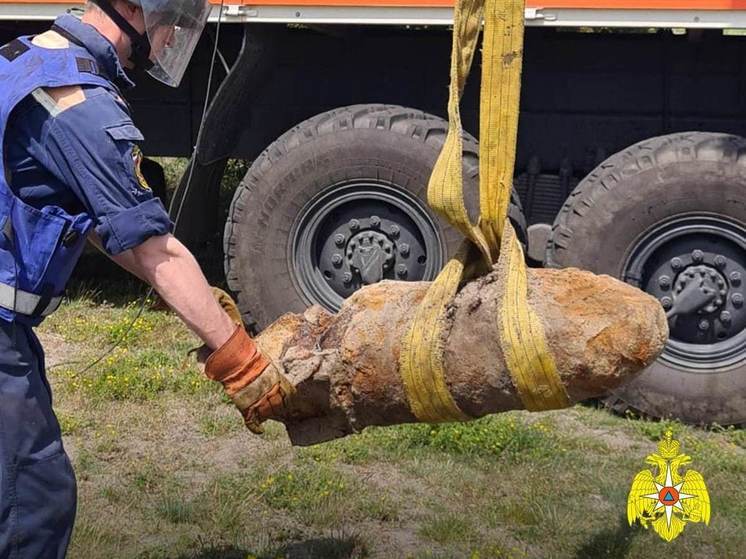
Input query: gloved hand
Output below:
<box><xmin>211</xmin><ymin>286</ymin><xmax>244</xmax><ymax>326</ymax></box>
<box><xmin>202</xmin><ymin>288</ymin><xmax>295</xmax><ymax>433</ymax></box>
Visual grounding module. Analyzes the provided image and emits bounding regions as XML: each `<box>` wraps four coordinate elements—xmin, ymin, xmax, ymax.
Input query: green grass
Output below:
<box><xmin>623</xmin><ymin>412</ymin><xmax>686</xmax><ymax>441</ymax></box>
<box><xmin>716</xmin><ymin>424</ymin><xmax>746</xmax><ymax>449</ymax></box>
<box><xmin>45</xmin><ymin>287</ymin><xmax>217</xmax><ymax>402</ymax></box>
<box><xmin>153</xmin><ymin>489</ymin><xmax>197</xmax><ymax>524</ymax></box>
<box><xmin>58</xmin><ymin>352</ymin><xmax>210</xmax><ymax>402</ymax></box>
<box><xmin>199</xmin><ymin>408</ymin><xmax>243</xmax><ymax>437</ymax></box>
<box><xmin>57</xmin><ymin>410</ymin><xmax>90</xmax><ymax>435</ymax></box>
<box><xmin>204</xmin><ymin>459</ymin><xmax>399</xmax><ymax>532</ymax></box>
<box><xmin>419</xmin><ymin>513</ymin><xmax>475</xmax><ymax>544</ymax></box>
<box><xmin>300</xmin><ymin>414</ymin><xmax>557</xmax><ymax>466</ymax></box>
<box><xmin>152</xmin><ymin>157</ymin><xmax>189</xmax><ymax>195</ymax></box>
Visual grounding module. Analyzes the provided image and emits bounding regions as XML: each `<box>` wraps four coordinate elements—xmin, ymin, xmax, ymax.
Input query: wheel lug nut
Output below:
<box><xmin>720</xmin><ymin>311</ymin><xmax>732</xmax><ymax>324</ymax></box>
<box><xmin>692</xmin><ymin>249</ymin><xmax>704</xmax><ymax>263</ymax></box>
<box><xmin>334</xmin><ymin>234</ymin><xmax>346</xmax><ymax>247</ymax></box>
<box><xmin>399</xmin><ymin>243</ymin><xmax>410</xmax><ymax>257</ymax></box>
<box><xmin>671</xmin><ymin>257</ymin><xmax>683</xmax><ymax>271</ymax></box>
<box><xmin>331</xmin><ymin>254</ymin><xmax>343</xmax><ymax>266</ymax></box>
<box><xmin>390</xmin><ymin>225</ymin><xmax>400</xmax><ymax>239</ymax></box>
<box><xmin>396</xmin><ymin>264</ymin><xmax>408</xmax><ymax>278</ymax></box>
<box><xmin>660</xmin><ymin>296</ymin><xmax>673</xmax><ymax>310</ymax></box>
<box><xmin>714</xmin><ymin>255</ymin><xmax>727</xmax><ymax>269</ymax></box>
<box><xmin>349</xmin><ymin>219</ymin><xmax>360</xmax><ymax>231</ymax></box>
<box><xmin>342</xmin><ymin>272</ymin><xmax>352</xmax><ymax>284</ymax></box>
<box><xmin>698</xmin><ymin>319</ymin><xmax>710</xmax><ymax>332</ymax></box>
<box><xmin>731</xmin><ymin>271</ymin><xmax>742</xmax><ymax>286</ymax></box>
<box><xmin>658</xmin><ymin>275</ymin><xmax>671</xmax><ymax>289</ymax></box>
<box><xmin>733</xmin><ymin>293</ymin><xmax>744</xmax><ymax>308</ymax></box>
<box><xmin>370</xmin><ymin>216</ymin><xmax>380</xmax><ymax>228</ymax></box>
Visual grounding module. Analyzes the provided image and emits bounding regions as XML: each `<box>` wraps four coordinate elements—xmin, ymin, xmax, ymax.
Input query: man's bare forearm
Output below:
<box><xmin>88</xmin><ymin>232</ymin><xmax>147</xmax><ymax>282</ymax></box>
<box><xmin>109</xmin><ymin>234</ymin><xmax>236</xmax><ymax>349</ymax></box>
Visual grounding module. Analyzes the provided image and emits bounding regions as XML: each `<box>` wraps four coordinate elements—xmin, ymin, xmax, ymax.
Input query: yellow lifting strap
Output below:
<box><xmin>399</xmin><ymin>0</ymin><xmax>570</xmax><ymax>421</ymax></box>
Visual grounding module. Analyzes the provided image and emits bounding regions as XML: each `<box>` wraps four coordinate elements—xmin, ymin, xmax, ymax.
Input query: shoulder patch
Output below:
<box><xmin>132</xmin><ymin>146</ymin><xmax>151</xmax><ymax>191</ymax></box>
<box><xmin>32</xmin><ymin>86</ymin><xmax>86</xmax><ymax>116</ymax></box>
<box><xmin>0</xmin><ymin>39</ymin><xmax>29</xmax><ymax>62</ymax></box>
<box><xmin>31</xmin><ymin>30</ymin><xmax>69</xmax><ymax>49</ymax></box>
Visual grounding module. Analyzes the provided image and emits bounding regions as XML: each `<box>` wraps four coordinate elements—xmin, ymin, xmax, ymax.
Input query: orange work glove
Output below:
<box><xmin>211</xmin><ymin>286</ymin><xmax>244</xmax><ymax>326</ymax></box>
<box><xmin>203</xmin><ymin>288</ymin><xmax>295</xmax><ymax>433</ymax></box>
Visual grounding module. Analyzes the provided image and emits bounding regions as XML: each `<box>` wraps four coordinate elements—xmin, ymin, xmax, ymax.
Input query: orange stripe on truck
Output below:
<box><xmin>5</xmin><ymin>0</ymin><xmax>746</xmax><ymax>10</ymax></box>
<box><xmin>245</xmin><ymin>0</ymin><xmax>746</xmax><ymax>9</ymax></box>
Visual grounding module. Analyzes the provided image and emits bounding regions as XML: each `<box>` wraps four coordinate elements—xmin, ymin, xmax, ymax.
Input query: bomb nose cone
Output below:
<box><xmin>531</xmin><ymin>268</ymin><xmax>669</xmax><ymax>401</ymax></box>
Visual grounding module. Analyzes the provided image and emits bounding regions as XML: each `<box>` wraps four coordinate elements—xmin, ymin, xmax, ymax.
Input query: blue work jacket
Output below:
<box><xmin>0</xmin><ymin>15</ymin><xmax>172</xmax><ymax>325</ymax></box>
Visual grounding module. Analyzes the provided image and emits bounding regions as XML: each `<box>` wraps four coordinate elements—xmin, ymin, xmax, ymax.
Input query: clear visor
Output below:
<box><xmin>142</xmin><ymin>0</ymin><xmax>210</xmax><ymax>87</ymax></box>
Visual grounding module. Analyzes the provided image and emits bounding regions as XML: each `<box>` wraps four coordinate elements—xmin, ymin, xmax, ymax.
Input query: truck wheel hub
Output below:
<box><xmin>290</xmin><ymin>181</ymin><xmax>444</xmax><ymax>312</ymax></box>
<box><xmin>345</xmin><ymin>229</ymin><xmax>396</xmax><ymax>284</ymax></box>
<box><xmin>672</xmin><ymin>264</ymin><xmax>727</xmax><ymax>315</ymax></box>
<box><xmin>624</xmin><ymin>215</ymin><xmax>746</xmax><ymax>369</ymax></box>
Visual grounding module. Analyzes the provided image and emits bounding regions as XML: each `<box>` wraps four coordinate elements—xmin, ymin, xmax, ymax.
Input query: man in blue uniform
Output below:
<box><xmin>0</xmin><ymin>1</ymin><xmax>295</xmax><ymax>556</ymax></box>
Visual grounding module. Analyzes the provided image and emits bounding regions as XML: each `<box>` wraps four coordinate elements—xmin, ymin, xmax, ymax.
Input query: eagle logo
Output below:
<box><xmin>131</xmin><ymin>146</ymin><xmax>151</xmax><ymax>191</ymax></box>
<box><xmin>627</xmin><ymin>430</ymin><xmax>711</xmax><ymax>541</ymax></box>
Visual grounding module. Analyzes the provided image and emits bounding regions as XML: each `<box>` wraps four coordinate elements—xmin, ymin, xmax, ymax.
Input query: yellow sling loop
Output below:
<box><xmin>399</xmin><ymin>0</ymin><xmax>570</xmax><ymax>421</ymax></box>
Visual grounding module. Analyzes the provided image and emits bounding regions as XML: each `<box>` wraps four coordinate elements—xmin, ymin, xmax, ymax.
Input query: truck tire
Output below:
<box><xmin>547</xmin><ymin>132</ymin><xmax>746</xmax><ymax>425</ymax></box>
<box><xmin>224</xmin><ymin>104</ymin><xmax>526</xmax><ymax>332</ymax></box>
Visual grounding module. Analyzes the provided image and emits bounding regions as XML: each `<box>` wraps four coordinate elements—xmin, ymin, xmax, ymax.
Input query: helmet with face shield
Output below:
<box><xmin>92</xmin><ymin>0</ymin><xmax>210</xmax><ymax>87</ymax></box>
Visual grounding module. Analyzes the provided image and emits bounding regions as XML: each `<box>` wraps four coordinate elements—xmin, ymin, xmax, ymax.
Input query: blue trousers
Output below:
<box><xmin>0</xmin><ymin>321</ymin><xmax>76</xmax><ymax>558</ymax></box>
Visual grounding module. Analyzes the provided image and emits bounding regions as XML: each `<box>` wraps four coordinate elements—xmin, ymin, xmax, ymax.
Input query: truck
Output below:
<box><xmin>1</xmin><ymin>0</ymin><xmax>744</xmax><ymax>425</ymax></box>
